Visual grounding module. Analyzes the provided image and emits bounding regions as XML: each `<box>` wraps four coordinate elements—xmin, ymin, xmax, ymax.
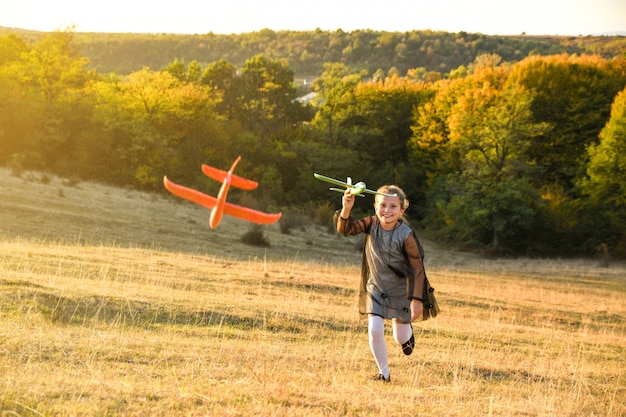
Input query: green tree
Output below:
<box><xmin>1</xmin><ymin>29</ymin><xmax>94</xmax><ymax>174</ymax></box>
<box><xmin>21</xmin><ymin>29</ymin><xmax>91</xmax><ymax>105</ymax></box>
<box><xmin>0</xmin><ymin>34</ymin><xmax>28</xmax><ymax>65</ymax></box>
<box><xmin>349</xmin><ymin>75</ymin><xmax>433</xmax><ymax>167</ymax></box>
<box><xmin>508</xmin><ymin>54</ymin><xmax>626</xmax><ymax>191</ymax></box>
<box><xmin>90</xmin><ymin>68</ymin><xmax>224</xmax><ymax>189</ymax></box>
<box><xmin>418</xmin><ymin>67</ymin><xmax>548</xmax><ymax>250</ymax></box>
<box><xmin>0</xmin><ymin>35</ymin><xmax>35</xmax><ymax>167</ymax></box>
<box><xmin>585</xmin><ymin>88</ymin><xmax>626</xmax><ymax>205</ymax></box>
<box><xmin>579</xmin><ymin>87</ymin><xmax>626</xmax><ymax>254</ymax></box>
<box><xmin>311</xmin><ymin>62</ymin><xmax>367</xmax><ymax>148</ymax></box>
<box><xmin>234</xmin><ymin>54</ymin><xmax>303</xmax><ymax>147</ymax></box>
<box><xmin>410</xmin><ymin>67</ymin><xmax>505</xmax><ymax>189</ymax></box>
<box><xmin>165</xmin><ymin>59</ymin><xmax>203</xmax><ymax>83</ymax></box>
<box><xmin>201</xmin><ymin>58</ymin><xmax>239</xmax><ymax>120</ymax></box>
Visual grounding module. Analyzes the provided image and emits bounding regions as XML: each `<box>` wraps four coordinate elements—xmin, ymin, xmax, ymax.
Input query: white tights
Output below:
<box><xmin>367</xmin><ymin>314</ymin><xmax>413</xmax><ymax>378</ymax></box>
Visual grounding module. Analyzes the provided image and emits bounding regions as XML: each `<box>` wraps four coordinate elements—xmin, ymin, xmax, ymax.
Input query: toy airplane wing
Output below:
<box><xmin>313</xmin><ymin>173</ymin><xmax>364</xmax><ymax>197</ymax></box>
<box><xmin>163</xmin><ymin>176</ymin><xmax>282</xmax><ymax>225</ymax></box>
<box><xmin>202</xmin><ymin>164</ymin><xmax>258</xmax><ymax>190</ymax></box>
<box><xmin>313</xmin><ymin>173</ymin><xmax>355</xmax><ymax>188</ymax></box>
<box><xmin>222</xmin><ymin>202</ymin><xmax>282</xmax><ymax>225</ymax></box>
<box><xmin>313</xmin><ymin>173</ymin><xmax>396</xmax><ymax>197</ymax></box>
<box><xmin>164</xmin><ymin>176</ymin><xmax>218</xmax><ymax>209</ymax></box>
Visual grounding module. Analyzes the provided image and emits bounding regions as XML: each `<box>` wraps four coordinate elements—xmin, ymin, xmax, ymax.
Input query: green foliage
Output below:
<box><xmin>0</xmin><ymin>29</ymin><xmax>94</xmax><ymax>174</ymax></box>
<box><xmin>201</xmin><ymin>58</ymin><xmax>238</xmax><ymax>116</ymax></box>
<box><xmin>437</xmin><ymin>175</ymin><xmax>540</xmax><ymax>252</ymax></box>
<box><xmin>349</xmin><ymin>76</ymin><xmax>435</xmax><ymax>169</ymax></box>
<box><xmin>409</xmin><ymin>54</ymin><xmax>626</xmax><ymax>255</ymax></box>
<box><xmin>311</xmin><ymin>63</ymin><xmax>363</xmax><ymax>147</ymax></box>
<box><xmin>234</xmin><ymin>54</ymin><xmax>303</xmax><ymax>144</ymax></box>
<box><xmin>579</xmin><ymin>87</ymin><xmax>626</xmax><ymax>251</ymax></box>
<box><xmin>34</xmin><ymin>28</ymin><xmax>622</xmax><ymax>78</ymax></box>
<box><xmin>0</xmin><ymin>33</ymin><xmax>28</xmax><ymax>64</ymax></box>
<box><xmin>509</xmin><ymin>54</ymin><xmax>626</xmax><ymax>190</ymax></box>
<box><xmin>584</xmin><ymin>87</ymin><xmax>626</xmax><ymax>206</ymax></box>
<box><xmin>422</xmin><ymin>68</ymin><xmax>546</xmax><ymax>250</ymax></box>
<box><xmin>164</xmin><ymin>58</ymin><xmax>202</xmax><ymax>83</ymax></box>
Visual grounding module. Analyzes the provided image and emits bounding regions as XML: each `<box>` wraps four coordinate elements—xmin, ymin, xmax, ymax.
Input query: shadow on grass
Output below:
<box><xmin>270</xmin><ymin>280</ymin><xmax>356</xmax><ymax>297</ymax></box>
<box><xmin>447</xmin><ymin>298</ymin><xmax>626</xmax><ymax>332</ymax></box>
<box><xmin>471</xmin><ymin>366</ymin><xmax>550</xmax><ymax>383</ymax></box>
<box><xmin>6</xmin><ymin>286</ymin><xmax>355</xmax><ymax>334</ymax></box>
<box><xmin>424</xmin><ymin>360</ymin><xmax>553</xmax><ymax>384</ymax></box>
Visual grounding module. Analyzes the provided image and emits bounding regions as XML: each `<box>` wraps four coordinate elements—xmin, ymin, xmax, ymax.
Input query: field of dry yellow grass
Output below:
<box><xmin>1</xmin><ymin>168</ymin><xmax>625</xmax><ymax>416</ymax></box>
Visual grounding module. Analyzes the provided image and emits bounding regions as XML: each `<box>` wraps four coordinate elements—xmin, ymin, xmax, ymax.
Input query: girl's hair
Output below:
<box><xmin>375</xmin><ymin>185</ymin><xmax>409</xmax><ymax>210</ymax></box>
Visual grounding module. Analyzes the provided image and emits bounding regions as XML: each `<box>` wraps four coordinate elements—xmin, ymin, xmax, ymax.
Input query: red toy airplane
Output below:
<box><xmin>163</xmin><ymin>156</ymin><xmax>282</xmax><ymax>228</ymax></box>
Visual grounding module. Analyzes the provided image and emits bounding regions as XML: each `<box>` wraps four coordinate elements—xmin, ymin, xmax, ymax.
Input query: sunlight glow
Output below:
<box><xmin>0</xmin><ymin>0</ymin><xmax>624</xmax><ymax>36</ymax></box>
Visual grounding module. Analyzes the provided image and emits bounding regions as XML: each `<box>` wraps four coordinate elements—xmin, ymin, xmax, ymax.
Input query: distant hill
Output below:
<box><xmin>595</xmin><ymin>31</ymin><xmax>626</xmax><ymax>36</ymax></box>
<box><xmin>2</xmin><ymin>26</ymin><xmax>624</xmax><ymax>78</ymax></box>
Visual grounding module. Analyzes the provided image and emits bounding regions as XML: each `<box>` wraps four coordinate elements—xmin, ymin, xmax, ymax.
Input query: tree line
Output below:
<box><xmin>1</xmin><ymin>29</ymin><xmax>625</xmax><ymax>257</ymax></box>
<box><xmin>4</xmin><ymin>26</ymin><xmax>625</xmax><ymax>79</ymax></box>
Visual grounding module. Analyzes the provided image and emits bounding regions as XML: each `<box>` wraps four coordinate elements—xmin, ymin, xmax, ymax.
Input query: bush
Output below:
<box><xmin>240</xmin><ymin>224</ymin><xmax>270</xmax><ymax>247</ymax></box>
<box><xmin>315</xmin><ymin>202</ymin><xmax>337</xmax><ymax>233</ymax></box>
<box><xmin>278</xmin><ymin>211</ymin><xmax>308</xmax><ymax>234</ymax></box>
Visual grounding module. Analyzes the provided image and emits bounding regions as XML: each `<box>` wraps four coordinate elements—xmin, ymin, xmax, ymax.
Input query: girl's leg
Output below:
<box><xmin>392</xmin><ymin>319</ymin><xmax>415</xmax><ymax>355</ymax></box>
<box><xmin>368</xmin><ymin>314</ymin><xmax>390</xmax><ymax>379</ymax></box>
<box><xmin>391</xmin><ymin>319</ymin><xmax>413</xmax><ymax>345</ymax></box>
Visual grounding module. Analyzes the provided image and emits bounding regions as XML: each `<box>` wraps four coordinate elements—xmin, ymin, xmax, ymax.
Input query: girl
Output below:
<box><xmin>336</xmin><ymin>185</ymin><xmax>426</xmax><ymax>382</ymax></box>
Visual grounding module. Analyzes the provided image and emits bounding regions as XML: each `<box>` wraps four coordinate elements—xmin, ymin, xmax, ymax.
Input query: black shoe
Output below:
<box><xmin>372</xmin><ymin>373</ymin><xmax>390</xmax><ymax>383</ymax></box>
<box><xmin>402</xmin><ymin>334</ymin><xmax>415</xmax><ymax>356</ymax></box>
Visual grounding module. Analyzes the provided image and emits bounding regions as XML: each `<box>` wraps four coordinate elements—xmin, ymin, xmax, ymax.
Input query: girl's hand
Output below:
<box><xmin>410</xmin><ymin>299</ymin><xmax>424</xmax><ymax>322</ymax></box>
<box><xmin>342</xmin><ymin>188</ymin><xmax>355</xmax><ymax>210</ymax></box>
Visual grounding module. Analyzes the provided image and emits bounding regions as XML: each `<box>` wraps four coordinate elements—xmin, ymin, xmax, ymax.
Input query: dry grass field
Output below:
<box><xmin>1</xmin><ymin>168</ymin><xmax>625</xmax><ymax>416</ymax></box>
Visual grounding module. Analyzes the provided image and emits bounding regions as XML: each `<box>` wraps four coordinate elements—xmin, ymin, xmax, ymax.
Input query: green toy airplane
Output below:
<box><xmin>313</xmin><ymin>173</ymin><xmax>397</xmax><ymax>197</ymax></box>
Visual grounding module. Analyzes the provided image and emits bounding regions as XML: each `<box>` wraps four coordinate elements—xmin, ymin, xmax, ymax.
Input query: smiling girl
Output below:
<box><xmin>336</xmin><ymin>185</ymin><xmax>426</xmax><ymax>383</ymax></box>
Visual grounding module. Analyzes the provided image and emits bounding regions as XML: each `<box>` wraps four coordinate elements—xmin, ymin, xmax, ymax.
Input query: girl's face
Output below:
<box><xmin>375</xmin><ymin>195</ymin><xmax>405</xmax><ymax>230</ymax></box>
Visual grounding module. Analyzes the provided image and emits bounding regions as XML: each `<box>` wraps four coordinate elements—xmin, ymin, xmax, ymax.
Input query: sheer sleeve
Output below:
<box><xmin>335</xmin><ymin>212</ymin><xmax>373</xmax><ymax>236</ymax></box>
<box><xmin>403</xmin><ymin>234</ymin><xmax>425</xmax><ymax>299</ymax></box>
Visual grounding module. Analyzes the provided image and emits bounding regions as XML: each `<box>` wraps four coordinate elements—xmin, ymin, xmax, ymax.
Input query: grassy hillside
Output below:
<box><xmin>1</xmin><ymin>168</ymin><xmax>625</xmax><ymax>416</ymax></box>
<box><xmin>0</xmin><ymin>168</ymin><xmax>362</xmax><ymax>262</ymax></box>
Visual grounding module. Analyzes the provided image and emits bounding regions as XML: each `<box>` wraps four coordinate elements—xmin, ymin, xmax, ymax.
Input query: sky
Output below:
<box><xmin>1</xmin><ymin>0</ymin><xmax>625</xmax><ymax>36</ymax></box>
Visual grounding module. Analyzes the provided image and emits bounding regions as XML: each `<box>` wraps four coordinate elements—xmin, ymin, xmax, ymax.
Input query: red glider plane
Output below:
<box><xmin>163</xmin><ymin>156</ymin><xmax>282</xmax><ymax>228</ymax></box>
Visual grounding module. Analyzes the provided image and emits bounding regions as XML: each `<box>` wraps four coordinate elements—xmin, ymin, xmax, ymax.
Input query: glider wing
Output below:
<box><xmin>313</xmin><ymin>173</ymin><xmax>397</xmax><ymax>197</ymax></box>
<box><xmin>164</xmin><ymin>176</ymin><xmax>217</xmax><ymax>209</ymax></box>
<box><xmin>202</xmin><ymin>164</ymin><xmax>258</xmax><ymax>190</ymax></box>
<box><xmin>222</xmin><ymin>203</ymin><xmax>283</xmax><ymax>225</ymax></box>
<box><xmin>163</xmin><ymin>176</ymin><xmax>282</xmax><ymax>225</ymax></box>
<box><xmin>313</xmin><ymin>173</ymin><xmax>351</xmax><ymax>188</ymax></box>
